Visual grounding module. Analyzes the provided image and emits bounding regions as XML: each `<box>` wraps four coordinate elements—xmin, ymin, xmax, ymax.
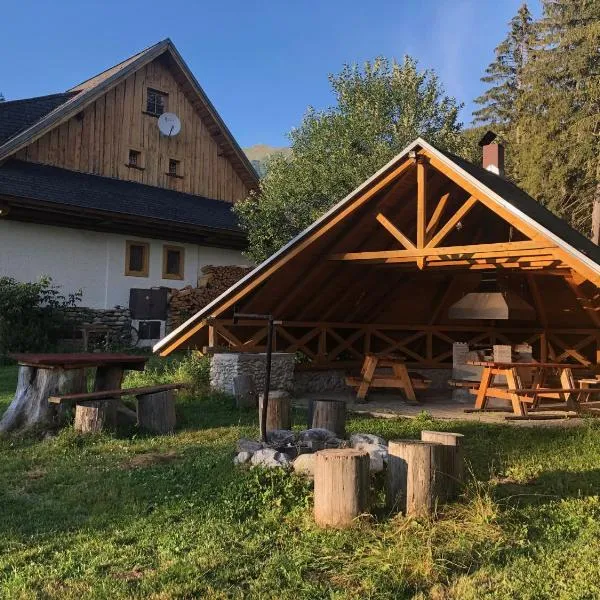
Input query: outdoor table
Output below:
<box><xmin>467</xmin><ymin>360</ymin><xmax>591</xmax><ymax>417</ymax></box>
<box><xmin>0</xmin><ymin>353</ymin><xmax>148</xmax><ymax>432</ymax></box>
<box><xmin>346</xmin><ymin>353</ymin><xmax>419</xmax><ymax>403</ymax></box>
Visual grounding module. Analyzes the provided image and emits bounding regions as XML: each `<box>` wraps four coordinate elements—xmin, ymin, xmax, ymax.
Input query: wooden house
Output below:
<box><xmin>0</xmin><ymin>39</ymin><xmax>258</xmax><ymax>344</ymax></box>
<box><xmin>155</xmin><ymin>137</ymin><xmax>600</xmax><ymax>375</ymax></box>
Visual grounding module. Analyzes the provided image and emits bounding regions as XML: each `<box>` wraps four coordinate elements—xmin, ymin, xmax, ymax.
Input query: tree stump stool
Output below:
<box><xmin>233</xmin><ymin>375</ymin><xmax>258</xmax><ymax>408</ymax></box>
<box><xmin>314</xmin><ymin>449</ymin><xmax>370</xmax><ymax>528</ymax></box>
<box><xmin>259</xmin><ymin>391</ymin><xmax>291</xmax><ymax>431</ymax></box>
<box><xmin>74</xmin><ymin>399</ymin><xmax>117</xmax><ymax>433</ymax></box>
<box><xmin>386</xmin><ymin>440</ymin><xmax>443</xmax><ymax>517</ymax></box>
<box><xmin>308</xmin><ymin>398</ymin><xmax>346</xmax><ymax>437</ymax></box>
<box><xmin>137</xmin><ymin>390</ymin><xmax>176</xmax><ymax>434</ymax></box>
<box><xmin>421</xmin><ymin>430</ymin><xmax>465</xmax><ymax>500</ymax></box>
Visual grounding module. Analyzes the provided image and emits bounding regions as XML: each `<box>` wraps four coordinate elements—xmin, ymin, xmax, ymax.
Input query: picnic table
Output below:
<box><xmin>0</xmin><ymin>353</ymin><xmax>148</xmax><ymax>433</ymax></box>
<box><xmin>466</xmin><ymin>360</ymin><xmax>594</xmax><ymax>417</ymax></box>
<box><xmin>346</xmin><ymin>353</ymin><xmax>430</xmax><ymax>403</ymax></box>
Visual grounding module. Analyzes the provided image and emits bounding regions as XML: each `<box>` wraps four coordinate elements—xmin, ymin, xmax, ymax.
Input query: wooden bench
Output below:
<box><xmin>448</xmin><ymin>379</ymin><xmax>480</xmax><ymax>389</ymax></box>
<box><xmin>50</xmin><ymin>383</ymin><xmax>188</xmax><ymax>435</ymax></box>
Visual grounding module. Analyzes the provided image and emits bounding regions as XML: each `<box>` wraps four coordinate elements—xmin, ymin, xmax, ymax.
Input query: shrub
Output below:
<box><xmin>0</xmin><ymin>276</ymin><xmax>82</xmax><ymax>360</ymax></box>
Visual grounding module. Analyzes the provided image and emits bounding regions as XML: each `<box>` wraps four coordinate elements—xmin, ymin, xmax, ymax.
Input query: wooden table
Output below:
<box><xmin>0</xmin><ymin>353</ymin><xmax>148</xmax><ymax>432</ymax></box>
<box><xmin>346</xmin><ymin>353</ymin><xmax>425</xmax><ymax>403</ymax></box>
<box><xmin>467</xmin><ymin>360</ymin><xmax>591</xmax><ymax>417</ymax></box>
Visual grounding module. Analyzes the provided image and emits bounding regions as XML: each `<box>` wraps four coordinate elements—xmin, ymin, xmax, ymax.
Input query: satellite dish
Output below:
<box><xmin>158</xmin><ymin>112</ymin><xmax>181</xmax><ymax>137</ymax></box>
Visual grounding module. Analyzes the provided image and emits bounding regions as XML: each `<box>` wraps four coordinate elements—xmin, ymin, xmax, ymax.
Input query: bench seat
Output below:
<box><xmin>49</xmin><ymin>383</ymin><xmax>188</xmax><ymax>404</ymax></box>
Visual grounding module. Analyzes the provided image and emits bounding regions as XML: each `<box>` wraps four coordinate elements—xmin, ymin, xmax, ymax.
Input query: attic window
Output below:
<box><xmin>167</xmin><ymin>158</ymin><xmax>183</xmax><ymax>178</ymax></box>
<box><xmin>146</xmin><ymin>88</ymin><xmax>167</xmax><ymax>116</ymax></box>
<box><xmin>128</xmin><ymin>149</ymin><xmax>140</xmax><ymax>166</ymax></box>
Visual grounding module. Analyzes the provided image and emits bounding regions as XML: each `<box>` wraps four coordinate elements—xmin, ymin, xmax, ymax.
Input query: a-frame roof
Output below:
<box><xmin>0</xmin><ymin>39</ymin><xmax>258</xmax><ymax>191</ymax></box>
<box><xmin>154</xmin><ymin>137</ymin><xmax>600</xmax><ymax>356</ymax></box>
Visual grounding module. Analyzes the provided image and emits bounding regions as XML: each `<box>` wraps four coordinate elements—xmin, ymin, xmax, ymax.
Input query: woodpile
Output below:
<box><xmin>168</xmin><ymin>265</ymin><xmax>253</xmax><ymax>330</ymax></box>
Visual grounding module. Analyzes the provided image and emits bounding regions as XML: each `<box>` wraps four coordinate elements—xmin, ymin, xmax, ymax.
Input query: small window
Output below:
<box><xmin>146</xmin><ymin>88</ymin><xmax>167</xmax><ymax>116</ymax></box>
<box><xmin>162</xmin><ymin>245</ymin><xmax>184</xmax><ymax>280</ymax></box>
<box><xmin>168</xmin><ymin>159</ymin><xmax>179</xmax><ymax>176</ymax></box>
<box><xmin>128</xmin><ymin>149</ymin><xmax>140</xmax><ymax>166</ymax></box>
<box><xmin>125</xmin><ymin>241</ymin><xmax>149</xmax><ymax>277</ymax></box>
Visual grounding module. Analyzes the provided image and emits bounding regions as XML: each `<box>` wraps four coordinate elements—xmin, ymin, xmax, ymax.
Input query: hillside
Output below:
<box><xmin>243</xmin><ymin>144</ymin><xmax>291</xmax><ymax>177</ymax></box>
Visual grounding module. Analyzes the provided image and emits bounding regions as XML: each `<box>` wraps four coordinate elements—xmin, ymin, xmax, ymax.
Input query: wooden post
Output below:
<box><xmin>74</xmin><ymin>399</ymin><xmax>117</xmax><ymax>433</ymax></box>
<box><xmin>386</xmin><ymin>440</ymin><xmax>443</xmax><ymax>517</ymax></box>
<box><xmin>420</xmin><ymin>430</ymin><xmax>465</xmax><ymax>500</ymax></box>
<box><xmin>259</xmin><ymin>392</ymin><xmax>291</xmax><ymax>431</ymax></box>
<box><xmin>309</xmin><ymin>398</ymin><xmax>346</xmax><ymax>437</ymax></box>
<box><xmin>137</xmin><ymin>390</ymin><xmax>176</xmax><ymax>434</ymax></box>
<box><xmin>314</xmin><ymin>449</ymin><xmax>370</xmax><ymax>528</ymax></box>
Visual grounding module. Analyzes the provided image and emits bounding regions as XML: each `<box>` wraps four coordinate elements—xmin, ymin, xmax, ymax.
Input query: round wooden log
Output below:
<box><xmin>314</xmin><ymin>449</ymin><xmax>370</xmax><ymax>528</ymax></box>
<box><xmin>0</xmin><ymin>366</ymin><xmax>85</xmax><ymax>433</ymax></box>
<box><xmin>421</xmin><ymin>430</ymin><xmax>465</xmax><ymax>500</ymax></box>
<box><xmin>310</xmin><ymin>399</ymin><xmax>346</xmax><ymax>437</ymax></box>
<box><xmin>137</xmin><ymin>390</ymin><xmax>176</xmax><ymax>434</ymax></box>
<box><xmin>386</xmin><ymin>440</ymin><xmax>443</xmax><ymax>517</ymax></box>
<box><xmin>259</xmin><ymin>391</ymin><xmax>291</xmax><ymax>431</ymax></box>
<box><xmin>74</xmin><ymin>399</ymin><xmax>117</xmax><ymax>434</ymax></box>
<box><xmin>233</xmin><ymin>375</ymin><xmax>258</xmax><ymax>408</ymax></box>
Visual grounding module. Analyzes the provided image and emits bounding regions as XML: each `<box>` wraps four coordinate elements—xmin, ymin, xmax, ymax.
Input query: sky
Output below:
<box><xmin>0</xmin><ymin>0</ymin><xmax>541</xmax><ymax>148</ymax></box>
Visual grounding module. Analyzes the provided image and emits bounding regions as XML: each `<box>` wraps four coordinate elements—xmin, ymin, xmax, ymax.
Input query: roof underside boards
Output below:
<box><xmin>0</xmin><ymin>93</ymin><xmax>78</xmax><ymax>145</ymax></box>
<box><xmin>154</xmin><ymin>138</ymin><xmax>600</xmax><ymax>357</ymax></box>
<box><xmin>0</xmin><ymin>159</ymin><xmax>243</xmax><ymax>237</ymax></box>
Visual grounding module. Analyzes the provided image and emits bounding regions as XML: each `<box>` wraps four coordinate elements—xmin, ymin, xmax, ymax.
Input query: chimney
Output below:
<box><xmin>478</xmin><ymin>130</ymin><xmax>505</xmax><ymax>176</ymax></box>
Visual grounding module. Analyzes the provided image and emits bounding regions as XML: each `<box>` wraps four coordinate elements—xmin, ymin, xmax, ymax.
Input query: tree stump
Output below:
<box><xmin>314</xmin><ymin>449</ymin><xmax>370</xmax><ymax>528</ymax></box>
<box><xmin>137</xmin><ymin>390</ymin><xmax>176</xmax><ymax>434</ymax></box>
<box><xmin>0</xmin><ymin>366</ymin><xmax>85</xmax><ymax>433</ymax></box>
<box><xmin>74</xmin><ymin>399</ymin><xmax>117</xmax><ymax>433</ymax></box>
<box><xmin>259</xmin><ymin>391</ymin><xmax>291</xmax><ymax>431</ymax></box>
<box><xmin>309</xmin><ymin>398</ymin><xmax>346</xmax><ymax>437</ymax></box>
<box><xmin>421</xmin><ymin>430</ymin><xmax>465</xmax><ymax>500</ymax></box>
<box><xmin>233</xmin><ymin>375</ymin><xmax>258</xmax><ymax>408</ymax></box>
<box><xmin>386</xmin><ymin>440</ymin><xmax>443</xmax><ymax>517</ymax></box>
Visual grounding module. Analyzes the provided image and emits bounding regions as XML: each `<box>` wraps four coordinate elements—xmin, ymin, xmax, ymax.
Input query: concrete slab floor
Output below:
<box><xmin>294</xmin><ymin>390</ymin><xmax>597</xmax><ymax>427</ymax></box>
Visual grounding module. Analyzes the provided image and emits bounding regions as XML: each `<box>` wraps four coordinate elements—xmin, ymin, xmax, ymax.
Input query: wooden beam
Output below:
<box><xmin>564</xmin><ymin>276</ymin><xmax>600</xmax><ymax>328</ymax></box>
<box><xmin>426</xmin><ymin>195</ymin><xmax>478</xmax><ymax>248</ymax></box>
<box><xmin>376</xmin><ymin>213</ymin><xmax>416</xmax><ymax>249</ymax></box>
<box><xmin>425</xmin><ymin>192</ymin><xmax>450</xmax><ymax>241</ymax></box>
<box><xmin>527</xmin><ymin>274</ymin><xmax>548</xmax><ymax>328</ymax></box>
<box><xmin>417</xmin><ymin>160</ymin><xmax>427</xmax><ymax>268</ymax></box>
<box><xmin>330</xmin><ymin>240</ymin><xmax>557</xmax><ymax>262</ymax></box>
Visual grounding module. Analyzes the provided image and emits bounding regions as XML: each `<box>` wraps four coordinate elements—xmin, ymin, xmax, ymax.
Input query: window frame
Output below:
<box><xmin>144</xmin><ymin>87</ymin><xmax>168</xmax><ymax>117</ymax></box>
<box><xmin>125</xmin><ymin>240</ymin><xmax>150</xmax><ymax>277</ymax></box>
<box><xmin>162</xmin><ymin>245</ymin><xmax>185</xmax><ymax>280</ymax></box>
<box><xmin>125</xmin><ymin>148</ymin><xmax>144</xmax><ymax>170</ymax></box>
<box><xmin>166</xmin><ymin>157</ymin><xmax>184</xmax><ymax>178</ymax></box>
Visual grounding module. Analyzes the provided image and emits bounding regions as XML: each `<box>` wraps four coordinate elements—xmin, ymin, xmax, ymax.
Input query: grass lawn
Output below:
<box><xmin>1</xmin><ymin>363</ymin><xmax>600</xmax><ymax>599</ymax></box>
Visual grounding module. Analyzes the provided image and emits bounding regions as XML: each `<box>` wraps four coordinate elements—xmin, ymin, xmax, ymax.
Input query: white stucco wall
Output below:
<box><xmin>0</xmin><ymin>220</ymin><xmax>249</xmax><ymax>309</ymax></box>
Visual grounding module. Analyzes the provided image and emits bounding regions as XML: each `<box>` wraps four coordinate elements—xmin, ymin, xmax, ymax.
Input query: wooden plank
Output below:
<box><xmin>416</xmin><ymin>160</ymin><xmax>427</xmax><ymax>268</ymax></box>
<box><xmin>49</xmin><ymin>383</ymin><xmax>187</xmax><ymax>403</ymax></box>
<box><xmin>376</xmin><ymin>213</ymin><xmax>415</xmax><ymax>249</ymax></box>
<box><xmin>426</xmin><ymin>192</ymin><xmax>450</xmax><ymax>240</ymax></box>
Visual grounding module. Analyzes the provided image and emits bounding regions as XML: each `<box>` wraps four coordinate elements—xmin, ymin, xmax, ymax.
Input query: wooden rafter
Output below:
<box><xmin>425</xmin><ymin>192</ymin><xmax>450</xmax><ymax>241</ymax></box>
<box><xmin>527</xmin><ymin>274</ymin><xmax>548</xmax><ymax>328</ymax></box>
<box><xmin>416</xmin><ymin>159</ymin><xmax>427</xmax><ymax>268</ymax></box>
<box><xmin>376</xmin><ymin>213</ymin><xmax>416</xmax><ymax>249</ymax></box>
<box><xmin>426</xmin><ymin>195</ymin><xmax>478</xmax><ymax>248</ymax></box>
<box><xmin>564</xmin><ymin>275</ymin><xmax>600</xmax><ymax>328</ymax></box>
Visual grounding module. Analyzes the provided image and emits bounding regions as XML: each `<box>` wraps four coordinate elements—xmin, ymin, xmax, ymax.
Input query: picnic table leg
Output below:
<box><xmin>356</xmin><ymin>356</ymin><xmax>377</xmax><ymax>402</ymax></box>
<box><xmin>474</xmin><ymin>367</ymin><xmax>493</xmax><ymax>410</ymax></box>
<box><xmin>506</xmin><ymin>368</ymin><xmax>526</xmax><ymax>416</ymax></box>
<box><xmin>560</xmin><ymin>368</ymin><xmax>577</xmax><ymax>411</ymax></box>
<box><xmin>392</xmin><ymin>363</ymin><xmax>417</xmax><ymax>403</ymax></box>
<box><xmin>530</xmin><ymin>367</ymin><xmax>545</xmax><ymax>410</ymax></box>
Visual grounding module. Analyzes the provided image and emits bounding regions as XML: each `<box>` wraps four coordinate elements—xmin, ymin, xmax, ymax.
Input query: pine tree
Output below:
<box><xmin>473</xmin><ymin>3</ymin><xmax>534</xmax><ymax>130</ymax></box>
<box><xmin>515</xmin><ymin>0</ymin><xmax>600</xmax><ymax>238</ymax></box>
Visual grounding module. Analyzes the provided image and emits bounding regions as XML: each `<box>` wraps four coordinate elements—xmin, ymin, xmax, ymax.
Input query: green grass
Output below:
<box><xmin>1</xmin><ymin>363</ymin><xmax>600</xmax><ymax>599</ymax></box>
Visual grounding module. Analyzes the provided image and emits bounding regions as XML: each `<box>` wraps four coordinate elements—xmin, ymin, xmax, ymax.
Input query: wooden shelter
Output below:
<box><xmin>154</xmin><ymin>138</ymin><xmax>600</xmax><ymax>371</ymax></box>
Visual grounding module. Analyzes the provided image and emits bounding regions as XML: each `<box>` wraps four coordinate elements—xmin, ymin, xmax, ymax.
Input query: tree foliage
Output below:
<box><xmin>235</xmin><ymin>56</ymin><xmax>466</xmax><ymax>262</ymax></box>
<box><xmin>0</xmin><ymin>277</ymin><xmax>82</xmax><ymax>360</ymax></box>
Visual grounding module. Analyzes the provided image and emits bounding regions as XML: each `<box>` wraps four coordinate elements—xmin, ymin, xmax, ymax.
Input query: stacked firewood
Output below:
<box><xmin>167</xmin><ymin>265</ymin><xmax>253</xmax><ymax>330</ymax></box>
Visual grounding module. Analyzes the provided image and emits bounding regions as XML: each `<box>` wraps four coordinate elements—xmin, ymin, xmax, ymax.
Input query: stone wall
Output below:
<box><xmin>210</xmin><ymin>352</ymin><xmax>295</xmax><ymax>395</ymax></box>
<box><xmin>63</xmin><ymin>307</ymin><xmax>132</xmax><ymax>349</ymax></box>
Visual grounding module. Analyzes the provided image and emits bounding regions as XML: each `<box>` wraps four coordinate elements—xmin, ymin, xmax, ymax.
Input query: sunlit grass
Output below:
<box><xmin>1</xmin><ymin>363</ymin><xmax>600</xmax><ymax>598</ymax></box>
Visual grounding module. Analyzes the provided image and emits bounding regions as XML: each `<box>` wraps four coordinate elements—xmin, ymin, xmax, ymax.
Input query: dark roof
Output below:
<box><xmin>438</xmin><ymin>147</ymin><xmax>600</xmax><ymax>266</ymax></box>
<box><xmin>0</xmin><ymin>159</ymin><xmax>242</xmax><ymax>233</ymax></box>
<box><xmin>0</xmin><ymin>93</ymin><xmax>78</xmax><ymax>145</ymax></box>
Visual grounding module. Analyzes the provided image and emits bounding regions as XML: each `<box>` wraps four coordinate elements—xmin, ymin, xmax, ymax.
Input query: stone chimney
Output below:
<box><xmin>478</xmin><ymin>130</ymin><xmax>505</xmax><ymax>176</ymax></box>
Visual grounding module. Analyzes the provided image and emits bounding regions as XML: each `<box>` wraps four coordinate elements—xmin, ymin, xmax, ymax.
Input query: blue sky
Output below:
<box><xmin>1</xmin><ymin>0</ymin><xmax>540</xmax><ymax>148</ymax></box>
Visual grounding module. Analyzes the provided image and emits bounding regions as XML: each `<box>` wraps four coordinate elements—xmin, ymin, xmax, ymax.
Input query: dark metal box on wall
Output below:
<box><xmin>129</xmin><ymin>288</ymin><xmax>169</xmax><ymax>320</ymax></box>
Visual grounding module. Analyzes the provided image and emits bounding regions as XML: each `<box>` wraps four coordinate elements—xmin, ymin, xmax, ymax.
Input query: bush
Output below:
<box><xmin>0</xmin><ymin>276</ymin><xmax>82</xmax><ymax>360</ymax></box>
